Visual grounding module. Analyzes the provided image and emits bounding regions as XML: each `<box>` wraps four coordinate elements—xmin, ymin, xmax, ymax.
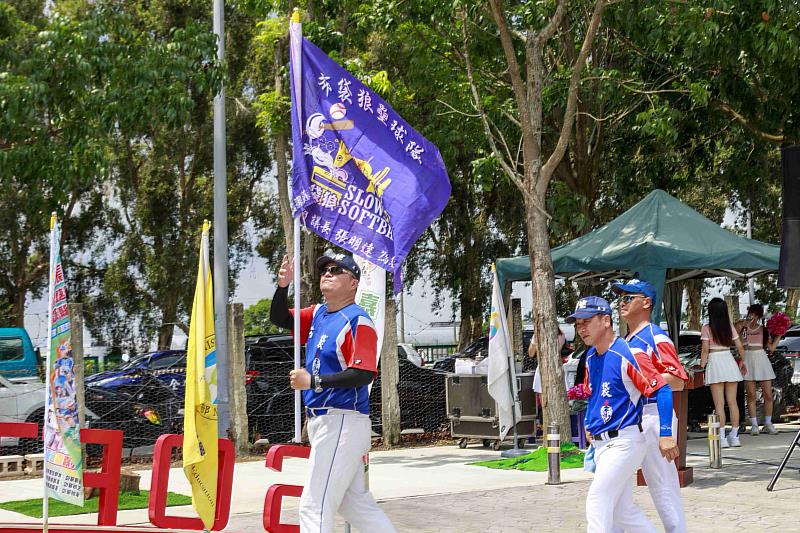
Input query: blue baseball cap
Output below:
<box><xmin>612</xmin><ymin>279</ymin><xmax>656</xmax><ymax>301</ymax></box>
<box><xmin>316</xmin><ymin>253</ymin><xmax>361</xmax><ymax>281</ymax></box>
<box><xmin>565</xmin><ymin>296</ymin><xmax>612</xmax><ymax>323</ymax></box>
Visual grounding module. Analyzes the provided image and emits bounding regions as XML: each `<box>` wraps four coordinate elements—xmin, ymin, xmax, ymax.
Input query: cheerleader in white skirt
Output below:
<box><xmin>736</xmin><ymin>304</ymin><xmax>781</xmax><ymax>436</ymax></box>
<box><xmin>701</xmin><ymin>298</ymin><xmax>748</xmax><ymax>447</ymax></box>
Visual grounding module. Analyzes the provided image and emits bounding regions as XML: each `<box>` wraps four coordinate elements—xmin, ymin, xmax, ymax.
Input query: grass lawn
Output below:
<box><xmin>0</xmin><ymin>491</ymin><xmax>192</xmax><ymax>518</ymax></box>
<box><xmin>470</xmin><ymin>442</ymin><xmax>586</xmax><ymax>471</ymax></box>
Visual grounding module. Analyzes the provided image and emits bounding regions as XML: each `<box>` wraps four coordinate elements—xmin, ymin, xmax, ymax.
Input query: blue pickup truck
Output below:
<box><xmin>0</xmin><ymin>328</ymin><xmax>41</xmax><ymax>379</ymax></box>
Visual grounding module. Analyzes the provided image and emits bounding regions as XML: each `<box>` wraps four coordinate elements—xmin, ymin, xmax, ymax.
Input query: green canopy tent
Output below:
<box><xmin>496</xmin><ymin>189</ymin><xmax>780</xmax><ymax>343</ymax></box>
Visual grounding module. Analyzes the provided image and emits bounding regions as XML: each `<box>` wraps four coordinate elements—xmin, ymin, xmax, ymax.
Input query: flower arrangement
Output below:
<box><xmin>567</xmin><ymin>384</ymin><xmax>591</xmax><ymax>401</ymax></box>
<box><xmin>766</xmin><ymin>312</ymin><xmax>792</xmax><ymax>338</ymax></box>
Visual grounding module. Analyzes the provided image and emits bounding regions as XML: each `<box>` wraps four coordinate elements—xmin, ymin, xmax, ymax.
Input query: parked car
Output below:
<box><xmin>84</xmin><ymin>376</ymin><xmax>183</xmax><ymax>451</ymax></box>
<box><xmin>0</xmin><ymin>328</ymin><xmax>41</xmax><ymax>379</ymax></box>
<box><xmin>0</xmin><ymin>372</ymin><xmax>180</xmax><ymax>453</ymax></box>
<box><xmin>86</xmin><ymin>349</ymin><xmax>188</xmax><ymax>396</ymax></box>
<box><xmin>244</xmin><ymin>334</ymin><xmax>436</xmax><ymax>443</ymax></box>
<box><xmin>0</xmin><ymin>374</ymin><xmax>45</xmax><ymax>448</ymax></box>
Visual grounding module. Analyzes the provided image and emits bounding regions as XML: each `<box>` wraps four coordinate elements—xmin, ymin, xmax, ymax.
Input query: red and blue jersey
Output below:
<box><xmin>583</xmin><ymin>337</ymin><xmax>655</xmax><ymax>435</ymax></box>
<box><xmin>627</xmin><ymin>323</ymin><xmax>688</xmax><ymax>390</ymax></box>
<box><xmin>292</xmin><ymin>303</ymin><xmax>378</xmax><ymax>414</ymax></box>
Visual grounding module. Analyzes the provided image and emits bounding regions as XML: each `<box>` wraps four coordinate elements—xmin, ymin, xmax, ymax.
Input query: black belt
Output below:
<box><xmin>592</xmin><ymin>423</ymin><xmax>643</xmax><ymax>441</ymax></box>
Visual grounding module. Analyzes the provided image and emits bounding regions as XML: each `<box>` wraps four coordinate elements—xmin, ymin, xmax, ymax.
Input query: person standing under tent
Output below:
<box><xmin>735</xmin><ymin>304</ymin><xmax>780</xmax><ymax>435</ymax></box>
<box><xmin>614</xmin><ymin>279</ymin><xmax>687</xmax><ymax>533</ymax></box>
<box><xmin>270</xmin><ymin>254</ymin><xmax>396</xmax><ymax>533</ymax></box>
<box><xmin>700</xmin><ymin>297</ymin><xmax>748</xmax><ymax>447</ymax></box>
<box><xmin>569</xmin><ymin>296</ymin><xmax>678</xmax><ymax>533</ymax></box>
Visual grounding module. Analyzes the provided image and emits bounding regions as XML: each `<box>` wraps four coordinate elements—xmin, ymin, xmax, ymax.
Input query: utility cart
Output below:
<box><xmin>446</xmin><ymin>372</ymin><xmax>537</xmax><ymax>450</ymax></box>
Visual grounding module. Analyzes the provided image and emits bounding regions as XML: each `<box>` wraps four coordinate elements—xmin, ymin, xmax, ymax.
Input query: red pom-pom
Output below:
<box><xmin>767</xmin><ymin>312</ymin><xmax>792</xmax><ymax>338</ymax></box>
<box><xmin>567</xmin><ymin>384</ymin><xmax>591</xmax><ymax>400</ymax></box>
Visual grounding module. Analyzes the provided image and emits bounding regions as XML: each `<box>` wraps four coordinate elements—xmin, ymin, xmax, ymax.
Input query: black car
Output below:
<box><xmin>245</xmin><ymin>334</ymin><xmax>301</xmax><ymax>444</ymax></box>
<box><xmin>84</xmin><ymin>374</ymin><xmax>183</xmax><ymax>451</ymax></box>
<box><xmin>245</xmin><ymin>334</ymin><xmax>450</xmax><ymax>441</ymax></box>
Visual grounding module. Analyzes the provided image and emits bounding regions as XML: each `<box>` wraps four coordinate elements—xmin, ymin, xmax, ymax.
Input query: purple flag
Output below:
<box><xmin>290</xmin><ymin>36</ymin><xmax>451</xmax><ymax>291</ymax></box>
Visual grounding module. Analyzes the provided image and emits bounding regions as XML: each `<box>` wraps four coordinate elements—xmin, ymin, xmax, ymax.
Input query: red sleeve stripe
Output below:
<box><xmin>350</xmin><ymin>317</ymin><xmax>378</xmax><ymax>374</ymax></box>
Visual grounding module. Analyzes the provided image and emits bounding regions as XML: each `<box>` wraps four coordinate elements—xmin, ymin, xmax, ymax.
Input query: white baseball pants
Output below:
<box><xmin>638</xmin><ymin>403</ymin><xmax>685</xmax><ymax>533</ymax></box>
<box><xmin>586</xmin><ymin>425</ymin><xmax>657</xmax><ymax>533</ymax></box>
<box><xmin>299</xmin><ymin>409</ymin><xmax>396</xmax><ymax>533</ymax></box>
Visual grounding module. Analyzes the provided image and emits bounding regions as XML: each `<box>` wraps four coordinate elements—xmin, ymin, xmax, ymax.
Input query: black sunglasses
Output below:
<box><xmin>320</xmin><ymin>265</ymin><xmax>350</xmax><ymax>276</ymax></box>
<box><xmin>620</xmin><ymin>294</ymin><xmax>646</xmax><ymax>303</ymax></box>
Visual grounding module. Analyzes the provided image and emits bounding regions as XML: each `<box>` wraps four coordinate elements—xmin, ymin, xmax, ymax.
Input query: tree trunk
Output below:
<box><xmin>787</xmin><ymin>288</ymin><xmax>800</xmax><ymax>321</ymax></box>
<box><xmin>157</xmin><ymin>297</ymin><xmax>178</xmax><ymax>350</ymax></box>
<box><xmin>685</xmin><ymin>279</ymin><xmax>702</xmax><ymax>330</ymax></box>
<box><xmin>381</xmin><ymin>298</ymin><xmax>401</xmax><ymax>446</ymax></box>
<box><xmin>12</xmin><ymin>288</ymin><xmax>25</xmax><ymax>327</ymax></box>
<box><xmin>526</xmin><ymin>200</ymin><xmax>572</xmax><ymax>441</ymax></box>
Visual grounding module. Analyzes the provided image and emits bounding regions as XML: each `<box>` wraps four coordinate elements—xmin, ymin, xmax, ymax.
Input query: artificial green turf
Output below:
<box><xmin>0</xmin><ymin>490</ymin><xmax>192</xmax><ymax>518</ymax></box>
<box><xmin>470</xmin><ymin>442</ymin><xmax>586</xmax><ymax>471</ymax></box>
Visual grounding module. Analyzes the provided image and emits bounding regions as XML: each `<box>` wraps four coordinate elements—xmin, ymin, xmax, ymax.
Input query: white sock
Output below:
<box><xmin>751</xmin><ymin>417</ymin><xmax>759</xmax><ymax>427</ymax></box>
<box><xmin>730</xmin><ymin>426</ymin><xmax>739</xmax><ymax>438</ymax></box>
<box><xmin>765</xmin><ymin>415</ymin><xmax>772</xmax><ymax>424</ymax></box>
<box><xmin>720</xmin><ymin>426</ymin><xmax>726</xmax><ymax>440</ymax></box>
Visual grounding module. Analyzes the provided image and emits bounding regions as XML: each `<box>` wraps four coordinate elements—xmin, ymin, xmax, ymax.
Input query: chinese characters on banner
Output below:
<box><xmin>355</xmin><ymin>257</ymin><xmax>386</xmax><ymax>386</ymax></box>
<box><xmin>290</xmin><ymin>35</ymin><xmax>451</xmax><ymax>292</ymax></box>
<box><xmin>45</xmin><ymin>217</ymin><xmax>84</xmax><ymax>506</ymax></box>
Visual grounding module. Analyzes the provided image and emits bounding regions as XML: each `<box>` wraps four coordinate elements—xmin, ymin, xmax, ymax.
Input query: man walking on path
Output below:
<box><xmin>270</xmin><ymin>253</ymin><xmax>397</xmax><ymax>533</ymax></box>
<box><xmin>569</xmin><ymin>296</ymin><xmax>678</xmax><ymax>533</ymax></box>
<box><xmin>614</xmin><ymin>280</ymin><xmax>688</xmax><ymax>533</ymax></box>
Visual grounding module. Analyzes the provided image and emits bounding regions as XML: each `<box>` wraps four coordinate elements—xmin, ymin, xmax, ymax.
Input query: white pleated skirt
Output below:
<box><xmin>743</xmin><ymin>348</ymin><xmax>775</xmax><ymax>381</ymax></box>
<box><xmin>705</xmin><ymin>350</ymin><xmax>743</xmax><ymax>385</ymax></box>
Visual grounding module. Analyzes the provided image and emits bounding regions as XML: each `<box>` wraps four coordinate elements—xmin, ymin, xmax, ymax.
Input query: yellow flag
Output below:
<box><xmin>183</xmin><ymin>220</ymin><xmax>218</xmax><ymax>530</ymax></box>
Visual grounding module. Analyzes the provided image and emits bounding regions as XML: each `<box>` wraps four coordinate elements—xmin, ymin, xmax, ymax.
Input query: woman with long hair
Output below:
<box><xmin>736</xmin><ymin>304</ymin><xmax>780</xmax><ymax>435</ymax></box>
<box><xmin>700</xmin><ymin>298</ymin><xmax>748</xmax><ymax>447</ymax></box>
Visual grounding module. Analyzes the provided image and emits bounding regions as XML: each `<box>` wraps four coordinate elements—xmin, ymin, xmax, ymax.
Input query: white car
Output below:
<box><xmin>398</xmin><ymin>343</ymin><xmax>424</xmax><ymax>367</ymax></box>
<box><xmin>0</xmin><ymin>374</ymin><xmax>45</xmax><ymax>447</ymax></box>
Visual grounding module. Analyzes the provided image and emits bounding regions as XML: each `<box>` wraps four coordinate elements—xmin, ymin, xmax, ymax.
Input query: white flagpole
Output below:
<box><xmin>289</xmin><ymin>8</ymin><xmax>303</xmax><ymax>444</ymax></box>
<box><xmin>43</xmin><ymin>213</ymin><xmax>57</xmax><ymax>533</ymax></box>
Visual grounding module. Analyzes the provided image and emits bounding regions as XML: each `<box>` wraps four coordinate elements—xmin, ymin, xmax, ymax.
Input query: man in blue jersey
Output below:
<box><xmin>271</xmin><ymin>253</ymin><xmax>396</xmax><ymax>533</ymax></box>
<box><xmin>614</xmin><ymin>279</ymin><xmax>687</xmax><ymax>533</ymax></box>
<box><xmin>568</xmin><ymin>296</ymin><xmax>678</xmax><ymax>533</ymax></box>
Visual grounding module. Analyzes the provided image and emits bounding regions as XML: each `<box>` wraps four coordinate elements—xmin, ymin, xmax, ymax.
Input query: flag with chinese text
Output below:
<box><xmin>289</xmin><ymin>29</ymin><xmax>451</xmax><ymax>292</ymax></box>
<box><xmin>44</xmin><ymin>215</ymin><xmax>84</xmax><ymax>506</ymax></box>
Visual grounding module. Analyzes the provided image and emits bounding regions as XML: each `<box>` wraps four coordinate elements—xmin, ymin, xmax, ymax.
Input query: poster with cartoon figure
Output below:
<box><xmin>45</xmin><ymin>216</ymin><xmax>83</xmax><ymax>506</ymax></box>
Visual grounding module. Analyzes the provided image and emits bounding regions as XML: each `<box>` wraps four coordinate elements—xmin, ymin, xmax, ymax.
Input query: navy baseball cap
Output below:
<box><xmin>316</xmin><ymin>253</ymin><xmax>361</xmax><ymax>281</ymax></box>
<box><xmin>565</xmin><ymin>296</ymin><xmax>612</xmax><ymax>323</ymax></box>
<box><xmin>612</xmin><ymin>279</ymin><xmax>656</xmax><ymax>301</ymax></box>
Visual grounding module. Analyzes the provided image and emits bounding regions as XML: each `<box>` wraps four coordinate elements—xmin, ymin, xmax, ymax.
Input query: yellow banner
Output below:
<box><xmin>182</xmin><ymin>220</ymin><xmax>218</xmax><ymax>530</ymax></box>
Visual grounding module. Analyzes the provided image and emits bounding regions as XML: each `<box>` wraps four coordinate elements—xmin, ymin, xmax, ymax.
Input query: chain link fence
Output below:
<box><xmin>8</xmin><ymin>333</ymin><xmax>796</xmax><ymax>469</ymax></box>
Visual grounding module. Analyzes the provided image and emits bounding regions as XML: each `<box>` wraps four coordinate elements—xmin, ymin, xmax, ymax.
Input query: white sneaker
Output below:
<box><xmin>763</xmin><ymin>423</ymin><xmax>779</xmax><ymax>435</ymax></box>
<box><xmin>728</xmin><ymin>435</ymin><xmax>741</xmax><ymax>447</ymax></box>
<box><xmin>720</xmin><ymin>436</ymin><xmax>730</xmax><ymax>448</ymax></box>
<box><xmin>750</xmin><ymin>425</ymin><xmax>760</xmax><ymax>436</ymax></box>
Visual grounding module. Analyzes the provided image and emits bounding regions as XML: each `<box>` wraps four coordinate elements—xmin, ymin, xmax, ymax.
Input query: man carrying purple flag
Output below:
<box><xmin>289</xmin><ymin>20</ymin><xmax>451</xmax><ymax>292</ymax></box>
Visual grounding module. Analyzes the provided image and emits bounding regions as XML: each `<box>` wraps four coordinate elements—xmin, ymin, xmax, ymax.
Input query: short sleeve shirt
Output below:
<box><xmin>582</xmin><ymin>337</ymin><xmax>654</xmax><ymax>435</ymax></box>
<box><xmin>292</xmin><ymin>303</ymin><xmax>378</xmax><ymax>414</ymax></box>
<box><xmin>627</xmin><ymin>323</ymin><xmax>688</xmax><ymax>387</ymax></box>
<box><xmin>700</xmin><ymin>324</ymin><xmax>739</xmax><ymax>349</ymax></box>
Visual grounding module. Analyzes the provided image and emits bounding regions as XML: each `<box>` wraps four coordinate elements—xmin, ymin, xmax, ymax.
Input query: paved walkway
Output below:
<box><xmin>2</xmin><ymin>424</ymin><xmax>800</xmax><ymax>531</ymax></box>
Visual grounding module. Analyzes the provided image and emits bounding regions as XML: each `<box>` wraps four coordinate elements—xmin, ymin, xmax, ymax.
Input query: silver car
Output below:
<box><xmin>0</xmin><ymin>374</ymin><xmax>45</xmax><ymax>447</ymax></box>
